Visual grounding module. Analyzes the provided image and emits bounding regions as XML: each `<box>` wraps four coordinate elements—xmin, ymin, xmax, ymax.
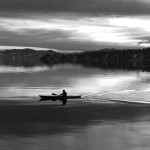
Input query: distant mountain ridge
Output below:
<box><xmin>1</xmin><ymin>47</ymin><xmax>150</xmax><ymax>71</ymax></box>
<box><xmin>41</xmin><ymin>47</ymin><xmax>150</xmax><ymax>71</ymax></box>
<box><xmin>0</xmin><ymin>48</ymin><xmax>60</xmax><ymax>67</ymax></box>
<box><xmin>0</xmin><ymin>48</ymin><xmax>58</xmax><ymax>55</ymax></box>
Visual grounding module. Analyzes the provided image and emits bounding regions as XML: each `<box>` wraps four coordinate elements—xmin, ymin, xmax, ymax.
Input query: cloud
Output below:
<box><xmin>0</xmin><ymin>0</ymin><xmax>150</xmax><ymax>17</ymax></box>
<box><xmin>1</xmin><ymin>15</ymin><xmax>149</xmax><ymax>50</ymax></box>
<box><xmin>0</xmin><ymin>0</ymin><xmax>150</xmax><ymax>50</ymax></box>
<box><xmin>1</xmin><ymin>8</ymin><xmax>150</xmax><ymax>51</ymax></box>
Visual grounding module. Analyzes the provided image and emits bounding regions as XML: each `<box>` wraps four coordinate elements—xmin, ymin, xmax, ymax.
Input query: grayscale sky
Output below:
<box><xmin>0</xmin><ymin>0</ymin><xmax>150</xmax><ymax>51</ymax></box>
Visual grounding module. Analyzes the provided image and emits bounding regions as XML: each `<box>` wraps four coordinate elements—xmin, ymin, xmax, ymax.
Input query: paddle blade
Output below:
<box><xmin>52</xmin><ymin>93</ymin><xmax>57</xmax><ymax>95</ymax></box>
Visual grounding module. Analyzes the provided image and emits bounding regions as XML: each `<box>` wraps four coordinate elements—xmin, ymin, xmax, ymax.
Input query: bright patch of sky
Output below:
<box><xmin>0</xmin><ymin>15</ymin><xmax>150</xmax><ymax>50</ymax></box>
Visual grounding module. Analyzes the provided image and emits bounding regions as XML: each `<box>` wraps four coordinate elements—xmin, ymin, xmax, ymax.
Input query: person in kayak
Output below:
<box><xmin>60</xmin><ymin>90</ymin><xmax>67</xmax><ymax>105</ymax></box>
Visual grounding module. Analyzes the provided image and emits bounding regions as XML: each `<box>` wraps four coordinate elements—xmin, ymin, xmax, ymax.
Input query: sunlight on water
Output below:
<box><xmin>0</xmin><ymin>64</ymin><xmax>150</xmax><ymax>103</ymax></box>
<box><xmin>1</xmin><ymin>64</ymin><xmax>150</xmax><ymax>150</ymax></box>
<box><xmin>0</xmin><ymin>65</ymin><xmax>49</xmax><ymax>73</ymax></box>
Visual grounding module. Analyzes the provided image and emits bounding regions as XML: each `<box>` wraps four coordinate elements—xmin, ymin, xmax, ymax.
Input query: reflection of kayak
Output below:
<box><xmin>39</xmin><ymin>95</ymin><xmax>81</xmax><ymax>101</ymax></box>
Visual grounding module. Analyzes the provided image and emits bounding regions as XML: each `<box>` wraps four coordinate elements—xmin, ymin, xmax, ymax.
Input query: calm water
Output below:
<box><xmin>1</xmin><ymin>64</ymin><xmax>150</xmax><ymax>150</ymax></box>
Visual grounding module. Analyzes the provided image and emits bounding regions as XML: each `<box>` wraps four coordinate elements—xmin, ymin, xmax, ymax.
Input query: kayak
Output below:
<box><xmin>39</xmin><ymin>95</ymin><xmax>81</xmax><ymax>101</ymax></box>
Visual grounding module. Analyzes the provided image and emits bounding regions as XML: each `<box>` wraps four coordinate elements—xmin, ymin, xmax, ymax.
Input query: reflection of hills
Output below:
<box><xmin>2</xmin><ymin>48</ymin><xmax>150</xmax><ymax>71</ymax></box>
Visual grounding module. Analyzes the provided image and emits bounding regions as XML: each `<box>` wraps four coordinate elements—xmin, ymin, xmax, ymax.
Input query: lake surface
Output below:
<box><xmin>1</xmin><ymin>64</ymin><xmax>150</xmax><ymax>150</ymax></box>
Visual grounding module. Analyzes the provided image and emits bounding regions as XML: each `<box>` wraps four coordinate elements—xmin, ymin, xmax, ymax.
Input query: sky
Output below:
<box><xmin>0</xmin><ymin>0</ymin><xmax>150</xmax><ymax>51</ymax></box>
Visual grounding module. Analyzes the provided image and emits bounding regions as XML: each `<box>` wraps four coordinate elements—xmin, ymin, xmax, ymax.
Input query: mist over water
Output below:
<box><xmin>1</xmin><ymin>63</ymin><xmax>150</xmax><ymax>150</ymax></box>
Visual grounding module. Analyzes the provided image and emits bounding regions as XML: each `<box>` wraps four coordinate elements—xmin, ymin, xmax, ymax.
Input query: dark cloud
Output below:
<box><xmin>0</xmin><ymin>0</ymin><xmax>150</xmax><ymax>16</ymax></box>
<box><xmin>0</xmin><ymin>28</ymin><xmax>102</xmax><ymax>50</ymax></box>
<box><xmin>0</xmin><ymin>27</ymin><xmax>135</xmax><ymax>50</ymax></box>
<box><xmin>0</xmin><ymin>0</ymin><xmax>149</xmax><ymax>50</ymax></box>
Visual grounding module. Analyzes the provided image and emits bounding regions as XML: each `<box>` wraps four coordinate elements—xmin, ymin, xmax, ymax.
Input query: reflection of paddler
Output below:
<box><xmin>60</xmin><ymin>90</ymin><xmax>67</xmax><ymax>105</ymax></box>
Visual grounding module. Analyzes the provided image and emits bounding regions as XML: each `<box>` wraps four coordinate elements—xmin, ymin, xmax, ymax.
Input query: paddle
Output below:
<box><xmin>52</xmin><ymin>93</ymin><xmax>62</xmax><ymax>96</ymax></box>
<box><xmin>52</xmin><ymin>93</ymin><xmax>57</xmax><ymax>95</ymax></box>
